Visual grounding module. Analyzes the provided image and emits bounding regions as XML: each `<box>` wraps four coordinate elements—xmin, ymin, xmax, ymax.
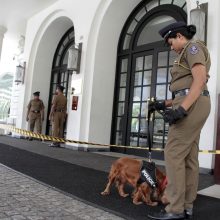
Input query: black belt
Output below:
<box><xmin>31</xmin><ymin>110</ymin><xmax>40</xmax><ymax>113</ymax></box>
<box><xmin>55</xmin><ymin>109</ymin><xmax>65</xmax><ymax>112</ymax></box>
<box><xmin>172</xmin><ymin>89</ymin><xmax>209</xmax><ymax>99</ymax></box>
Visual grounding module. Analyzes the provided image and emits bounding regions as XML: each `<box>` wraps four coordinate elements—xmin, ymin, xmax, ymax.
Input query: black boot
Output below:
<box><xmin>49</xmin><ymin>142</ymin><xmax>61</xmax><ymax>148</ymax></box>
<box><xmin>148</xmin><ymin>209</ymin><xmax>185</xmax><ymax>220</ymax></box>
<box><xmin>185</xmin><ymin>208</ymin><xmax>193</xmax><ymax>219</ymax></box>
<box><xmin>49</xmin><ymin>142</ymin><xmax>58</xmax><ymax>147</ymax></box>
<box><xmin>56</xmin><ymin>142</ymin><xmax>61</xmax><ymax>148</ymax></box>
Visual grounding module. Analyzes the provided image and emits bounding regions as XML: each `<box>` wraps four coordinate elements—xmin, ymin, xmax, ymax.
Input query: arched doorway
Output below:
<box><xmin>111</xmin><ymin>0</ymin><xmax>187</xmax><ymax>159</ymax></box>
<box><xmin>46</xmin><ymin>27</ymin><xmax>75</xmax><ymax>135</ymax></box>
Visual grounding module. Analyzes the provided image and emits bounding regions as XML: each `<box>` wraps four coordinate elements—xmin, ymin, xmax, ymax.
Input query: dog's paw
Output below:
<box><xmin>146</xmin><ymin>201</ymin><xmax>158</xmax><ymax>206</ymax></box>
<box><xmin>101</xmin><ymin>191</ymin><xmax>109</xmax><ymax>196</ymax></box>
<box><xmin>120</xmin><ymin>193</ymin><xmax>129</xmax><ymax>198</ymax></box>
<box><xmin>161</xmin><ymin>195</ymin><xmax>169</xmax><ymax>205</ymax></box>
<box><xmin>133</xmin><ymin>200</ymin><xmax>143</xmax><ymax>205</ymax></box>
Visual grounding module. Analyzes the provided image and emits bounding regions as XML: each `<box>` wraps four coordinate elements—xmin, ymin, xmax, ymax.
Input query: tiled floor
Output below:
<box><xmin>198</xmin><ymin>184</ymin><xmax>220</xmax><ymax>199</ymax></box>
<box><xmin>0</xmin><ymin>164</ymin><xmax>124</xmax><ymax>220</ymax></box>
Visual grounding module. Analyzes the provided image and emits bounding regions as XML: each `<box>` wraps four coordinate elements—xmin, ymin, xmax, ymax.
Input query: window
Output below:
<box><xmin>46</xmin><ymin>27</ymin><xmax>75</xmax><ymax>136</ymax></box>
<box><xmin>111</xmin><ymin>0</ymin><xmax>187</xmax><ymax>158</ymax></box>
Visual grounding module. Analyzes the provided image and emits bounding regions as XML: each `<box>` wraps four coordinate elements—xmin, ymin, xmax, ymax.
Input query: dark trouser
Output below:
<box><xmin>164</xmin><ymin>95</ymin><xmax>210</xmax><ymax>214</ymax></box>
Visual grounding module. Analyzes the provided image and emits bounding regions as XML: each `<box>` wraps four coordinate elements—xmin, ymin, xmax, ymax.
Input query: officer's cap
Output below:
<box><xmin>159</xmin><ymin>21</ymin><xmax>187</xmax><ymax>42</ymax></box>
<box><xmin>33</xmin><ymin>91</ymin><xmax>40</xmax><ymax>96</ymax></box>
<box><xmin>56</xmin><ymin>84</ymin><xmax>65</xmax><ymax>92</ymax></box>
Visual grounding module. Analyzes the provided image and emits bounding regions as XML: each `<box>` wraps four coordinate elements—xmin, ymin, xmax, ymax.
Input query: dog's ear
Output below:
<box><xmin>156</xmin><ymin>169</ymin><xmax>165</xmax><ymax>181</ymax></box>
<box><xmin>140</xmin><ymin>183</ymin><xmax>150</xmax><ymax>195</ymax></box>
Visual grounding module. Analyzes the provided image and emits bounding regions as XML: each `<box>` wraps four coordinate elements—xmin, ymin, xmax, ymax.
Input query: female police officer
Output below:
<box><xmin>148</xmin><ymin>22</ymin><xmax>211</xmax><ymax>219</ymax></box>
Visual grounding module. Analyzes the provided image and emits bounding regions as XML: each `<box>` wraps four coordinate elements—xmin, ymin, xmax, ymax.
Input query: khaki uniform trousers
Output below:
<box><xmin>52</xmin><ymin>112</ymin><xmax>65</xmax><ymax>138</ymax></box>
<box><xmin>164</xmin><ymin>95</ymin><xmax>210</xmax><ymax>214</ymax></box>
<box><xmin>29</xmin><ymin>113</ymin><xmax>42</xmax><ymax>133</ymax></box>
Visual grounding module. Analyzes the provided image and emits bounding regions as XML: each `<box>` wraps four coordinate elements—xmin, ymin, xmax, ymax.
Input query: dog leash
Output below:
<box><xmin>146</xmin><ymin>98</ymin><xmax>166</xmax><ymax>162</ymax></box>
<box><xmin>140</xmin><ymin>100</ymin><xmax>160</xmax><ymax>195</ymax></box>
<box><xmin>146</xmin><ymin>97</ymin><xmax>156</xmax><ymax>162</ymax></box>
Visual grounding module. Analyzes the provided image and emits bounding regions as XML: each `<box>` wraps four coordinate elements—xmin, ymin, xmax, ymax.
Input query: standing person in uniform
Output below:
<box><xmin>148</xmin><ymin>22</ymin><xmax>211</xmax><ymax>220</ymax></box>
<box><xmin>26</xmin><ymin>91</ymin><xmax>45</xmax><ymax>140</ymax></box>
<box><xmin>49</xmin><ymin>84</ymin><xmax>67</xmax><ymax>147</ymax></box>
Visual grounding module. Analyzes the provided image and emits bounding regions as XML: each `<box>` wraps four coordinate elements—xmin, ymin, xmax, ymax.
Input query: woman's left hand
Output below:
<box><xmin>163</xmin><ymin>106</ymin><xmax>187</xmax><ymax>125</ymax></box>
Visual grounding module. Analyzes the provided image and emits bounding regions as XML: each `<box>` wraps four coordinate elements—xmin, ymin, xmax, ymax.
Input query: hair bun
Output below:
<box><xmin>187</xmin><ymin>25</ymin><xmax>196</xmax><ymax>35</ymax></box>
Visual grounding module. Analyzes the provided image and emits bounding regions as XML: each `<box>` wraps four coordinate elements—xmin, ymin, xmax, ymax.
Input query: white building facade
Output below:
<box><xmin>7</xmin><ymin>0</ymin><xmax>220</xmax><ymax>173</ymax></box>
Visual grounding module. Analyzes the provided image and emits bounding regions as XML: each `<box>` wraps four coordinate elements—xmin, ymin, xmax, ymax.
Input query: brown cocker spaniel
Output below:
<box><xmin>101</xmin><ymin>157</ymin><xmax>168</xmax><ymax>206</ymax></box>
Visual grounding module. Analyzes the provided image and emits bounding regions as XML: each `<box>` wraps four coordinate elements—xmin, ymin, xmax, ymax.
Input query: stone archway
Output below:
<box><xmin>30</xmin><ymin>17</ymin><xmax>73</xmax><ymax>134</ymax></box>
<box><xmin>81</xmin><ymin>0</ymin><xmax>142</xmax><ymax>144</ymax></box>
<box><xmin>83</xmin><ymin>0</ymin><xmax>191</xmax><ymax>145</ymax></box>
<box><xmin>19</xmin><ymin>12</ymin><xmax>73</xmax><ymax>133</ymax></box>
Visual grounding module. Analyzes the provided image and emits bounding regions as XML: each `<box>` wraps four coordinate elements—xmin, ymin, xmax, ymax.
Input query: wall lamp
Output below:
<box><xmin>190</xmin><ymin>1</ymin><xmax>208</xmax><ymax>43</ymax></box>
<box><xmin>67</xmin><ymin>43</ymin><xmax>82</xmax><ymax>74</ymax></box>
<box><xmin>14</xmin><ymin>62</ymin><xmax>26</xmax><ymax>84</ymax></box>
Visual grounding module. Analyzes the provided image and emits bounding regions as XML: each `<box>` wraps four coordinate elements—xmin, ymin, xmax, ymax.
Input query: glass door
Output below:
<box><xmin>112</xmin><ymin>48</ymin><xmax>175</xmax><ymax>157</ymax></box>
<box><xmin>152</xmin><ymin>49</ymin><xmax>175</xmax><ymax>148</ymax></box>
<box><xmin>128</xmin><ymin>51</ymin><xmax>153</xmax><ymax>148</ymax></box>
<box><xmin>46</xmin><ymin>65</ymin><xmax>72</xmax><ymax>136</ymax></box>
<box><xmin>46</xmin><ymin>27</ymin><xmax>74</xmax><ymax>137</ymax></box>
<box><xmin>128</xmin><ymin>48</ymin><xmax>174</xmax><ymax>150</ymax></box>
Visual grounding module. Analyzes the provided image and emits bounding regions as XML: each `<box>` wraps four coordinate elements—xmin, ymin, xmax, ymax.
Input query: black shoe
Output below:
<box><xmin>185</xmin><ymin>209</ymin><xmax>193</xmax><ymax>219</ymax></box>
<box><xmin>49</xmin><ymin>143</ymin><xmax>57</xmax><ymax>147</ymax></box>
<box><xmin>49</xmin><ymin>143</ymin><xmax>61</xmax><ymax>148</ymax></box>
<box><xmin>56</xmin><ymin>143</ymin><xmax>61</xmax><ymax>148</ymax></box>
<box><xmin>148</xmin><ymin>209</ymin><xmax>185</xmax><ymax>220</ymax></box>
<box><xmin>28</xmin><ymin>137</ymin><xmax>33</xmax><ymax>141</ymax></box>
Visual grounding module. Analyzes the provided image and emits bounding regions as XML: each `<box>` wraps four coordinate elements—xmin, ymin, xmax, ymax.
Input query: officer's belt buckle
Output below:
<box><xmin>172</xmin><ymin>89</ymin><xmax>209</xmax><ymax>99</ymax></box>
<box><xmin>32</xmin><ymin>110</ymin><xmax>40</xmax><ymax>113</ymax></box>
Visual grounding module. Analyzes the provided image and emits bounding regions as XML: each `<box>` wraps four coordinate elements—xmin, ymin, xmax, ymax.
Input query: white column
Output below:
<box><xmin>0</xmin><ymin>26</ymin><xmax>7</xmax><ymax>61</ymax></box>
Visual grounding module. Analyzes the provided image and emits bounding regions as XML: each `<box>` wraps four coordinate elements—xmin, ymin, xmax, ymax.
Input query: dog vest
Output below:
<box><xmin>138</xmin><ymin>161</ymin><xmax>158</xmax><ymax>188</ymax></box>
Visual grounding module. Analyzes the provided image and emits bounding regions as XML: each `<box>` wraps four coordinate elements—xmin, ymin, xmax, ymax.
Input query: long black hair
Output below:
<box><xmin>168</xmin><ymin>25</ymin><xmax>196</xmax><ymax>40</ymax></box>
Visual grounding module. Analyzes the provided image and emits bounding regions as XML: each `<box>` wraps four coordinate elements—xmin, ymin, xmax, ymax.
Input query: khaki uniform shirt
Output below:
<box><xmin>52</xmin><ymin>94</ymin><xmax>67</xmax><ymax>112</ymax></box>
<box><xmin>170</xmin><ymin>40</ymin><xmax>211</xmax><ymax>92</ymax></box>
<box><xmin>27</xmin><ymin>99</ymin><xmax>44</xmax><ymax>113</ymax></box>
<box><xmin>27</xmin><ymin>99</ymin><xmax>44</xmax><ymax>121</ymax></box>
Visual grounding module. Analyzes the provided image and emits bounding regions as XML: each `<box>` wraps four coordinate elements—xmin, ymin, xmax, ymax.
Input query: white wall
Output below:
<box><xmin>0</xmin><ymin>26</ymin><xmax>7</xmax><ymax>61</ymax></box>
<box><xmin>197</xmin><ymin>0</ymin><xmax>220</xmax><ymax>169</ymax></box>
<box><xmin>81</xmin><ymin>0</ymin><xmax>142</xmax><ymax>144</ymax></box>
<box><xmin>16</xmin><ymin>0</ymin><xmax>101</xmax><ymax>140</ymax></box>
<box><xmin>185</xmin><ymin>0</ymin><xmax>219</xmax><ymax>169</ymax></box>
<box><xmin>185</xmin><ymin>0</ymin><xmax>220</xmax><ymax>169</ymax></box>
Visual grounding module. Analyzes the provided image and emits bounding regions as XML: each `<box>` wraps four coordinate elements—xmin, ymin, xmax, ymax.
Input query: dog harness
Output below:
<box><xmin>138</xmin><ymin>160</ymin><xmax>158</xmax><ymax>188</ymax></box>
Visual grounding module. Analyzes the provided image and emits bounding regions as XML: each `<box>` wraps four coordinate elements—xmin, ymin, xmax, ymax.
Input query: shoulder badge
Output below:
<box><xmin>189</xmin><ymin>45</ymin><xmax>199</xmax><ymax>55</ymax></box>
